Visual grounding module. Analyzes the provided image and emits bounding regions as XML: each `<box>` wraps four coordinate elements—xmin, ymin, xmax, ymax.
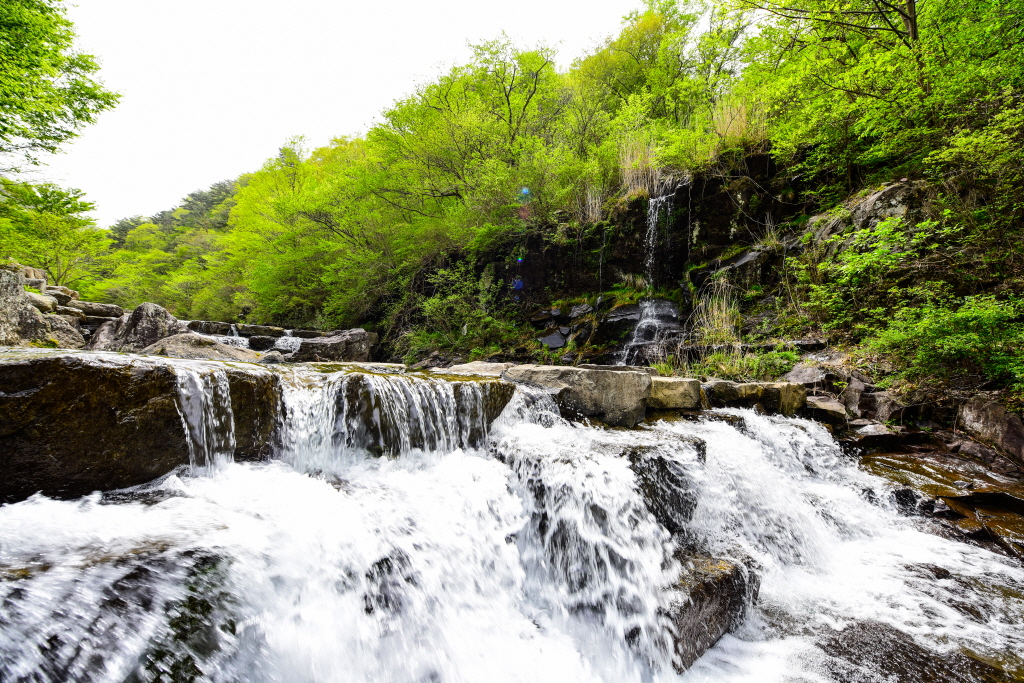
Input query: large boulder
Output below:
<box><xmin>0</xmin><ymin>268</ymin><xmax>85</xmax><ymax>349</ymax></box>
<box><xmin>625</xmin><ymin>444</ymin><xmax>698</xmax><ymax>533</ymax></box>
<box><xmin>25</xmin><ymin>291</ymin><xmax>58</xmax><ymax>312</ymax></box>
<box><xmin>87</xmin><ymin>302</ymin><xmax>187</xmax><ymax>352</ymax></box>
<box><xmin>0</xmin><ymin>351</ymin><xmax>283</xmax><ymax>503</ymax></box>
<box><xmin>667</xmin><ymin>553</ymin><xmax>759</xmax><ymax>672</ymax></box>
<box><xmin>287</xmin><ymin>328</ymin><xmax>372</xmax><ymax>363</ymax></box>
<box><xmin>648</xmin><ymin>377</ymin><xmax>702</xmax><ymax>410</ymax></box>
<box><xmin>66</xmin><ymin>299</ymin><xmax>124</xmax><ymax>317</ymax></box>
<box><xmin>960</xmin><ymin>394</ymin><xmax>1024</xmax><ymax>468</ymax></box>
<box><xmin>803</xmin><ymin>395</ymin><xmax>848</xmax><ymax>426</ymax></box>
<box><xmin>141</xmin><ymin>333</ymin><xmax>263</xmax><ymax>363</ymax></box>
<box><xmin>502</xmin><ymin>364</ymin><xmax>651</xmax><ymax>427</ymax></box>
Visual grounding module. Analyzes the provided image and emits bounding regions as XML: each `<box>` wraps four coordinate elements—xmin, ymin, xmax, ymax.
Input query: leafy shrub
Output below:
<box><xmin>867</xmin><ymin>295</ymin><xmax>1024</xmax><ymax>400</ymax></box>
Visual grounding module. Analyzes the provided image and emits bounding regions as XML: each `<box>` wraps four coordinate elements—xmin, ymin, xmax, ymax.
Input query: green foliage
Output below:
<box><xmin>664</xmin><ymin>347</ymin><xmax>799</xmax><ymax>380</ymax></box>
<box><xmin>0</xmin><ymin>0</ymin><xmax>119</xmax><ymax>168</ymax></box>
<box><xmin>0</xmin><ymin>179</ymin><xmax>109</xmax><ymax>286</ymax></box>
<box><xmin>867</xmin><ymin>296</ymin><xmax>1024</xmax><ymax>401</ymax></box>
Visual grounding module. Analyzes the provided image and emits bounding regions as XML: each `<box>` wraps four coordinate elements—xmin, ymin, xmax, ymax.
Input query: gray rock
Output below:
<box><xmin>287</xmin><ymin>328</ymin><xmax>372</xmax><ymax>363</ymax></box>
<box><xmin>46</xmin><ymin>284</ymin><xmax>79</xmax><ymax>301</ymax></box>
<box><xmin>569</xmin><ymin>303</ymin><xmax>593</xmax><ymax>318</ymax></box>
<box><xmin>291</xmin><ymin>329</ymin><xmax>325</xmax><ymax>338</ymax></box>
<box><xmin>537</xmin><ymin>330</ymin><xmax>566</xmax><ymax>349</ymax></box>
<box><xmin>141</xmin><ymin>333</ymin><xmax>263</xmax><ymax>362</ymax></box>
<box><xmin>23</xmin><ymin>277</ymin><xmax>46</xmax><ymax>291</ymax></box>
<box><xmin>502</xmin><ymin>364</ymin><xmax>651</xmax><ymax>427</ymax></box>
<box><xmin>667</xmin><ymin>553</ymin><xmax>759</xmax><ymax>672</ymax></box>
<box><xmin>438</xmin><ymin>361</ymin><xmax>514</xmax><ymax>377</ymax></box>
<box><xmin>704</xmin><ymin>380</ymin><xmax>764</xmax><ymax>408</ymax></box>
<box><xmin>960</xmin><ymin>395</ymin><xmax>1024</xmax><ymax>468</ymax></box>
<box><xmin>859</xmin><ymin>391</ymin><xmax>904</xmax><ymax>423</ymax></box>
<box><xmin>25</xmin><ymin>291</ymin><xmax>58</xmax><ymax>312</ymax></box>
<box><xmin>87</xmin><ymin>302</ymin><xmax>188</xmax><ymax>352</ymax></box>
<box><xmin>804</xmin><ymin>395</ymin><xmax>848</xmax><ymax>425</ymax></box>
<box><xmin>260</xmin><ymin>350</ymin><xmax>286</xmax><ymax>364</ymax></box>
<box><xmin>648</xmin><ymin>377</ymin><xmax>702</xmax><ymax>410</ymax></box>
<box><xmin>626</xmin><ymin>445</ymin><xmax>698</xmax><ymax>533</ymax></box>
<box><xmin>44</xmin><ymin>288</ymin><xmax>72</xmax><ymax>306</ymax></box>
<box><xmin>186</xmin><ymin>320</ymin><xmax>234</xmax><ymax>335</ymax></box>
<box><xmin>0</xmin><ymin>269</ymin><xmax>85</xmax><ymax>348</ymax></box>
<box><xmin>55</xmin><ymin>305</ymin><xmax>85</xmax><ymax>319</ymax></box>
<box><xmin>67</xmin><ymin>300</ymin><xmax>124</xmax><ymax>317</ymax></box>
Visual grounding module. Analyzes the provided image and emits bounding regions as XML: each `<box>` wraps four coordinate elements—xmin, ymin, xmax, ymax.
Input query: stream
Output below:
<box><xmin>0</xmin><ymin>365</ymin><xmax>1022</xmax><ymax>682</ymax></box>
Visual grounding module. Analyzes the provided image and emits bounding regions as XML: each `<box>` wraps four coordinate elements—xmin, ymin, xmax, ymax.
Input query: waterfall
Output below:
<box><xmin>644</xmin><ymin>181</ymin><xmax>678</xmax><ymax>287</ymax></box>
<box><xmin>274</xmin><ymin>331</ymin><xmax>302</xmax><ymax>353</ymax></box>
<box><xmin>172</xmin><ymin>364</ymin><xmax>236</xmax><ymax>469</ymax></box>
<box><xmin>617</xmin><ymin>299</ymin><xmax>681</xmax><ymax>366</ymax></box>
<box><xmin>1</xmin><ymin>365</ymin><xmax>1023</xmax><ymax>682</ymax></box>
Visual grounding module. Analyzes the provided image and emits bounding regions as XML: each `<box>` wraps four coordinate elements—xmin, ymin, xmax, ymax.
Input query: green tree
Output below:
<box><xmin>0</xmin><ymin>0</ymin><xmax>119</xmax><ymax>168</ymax></box>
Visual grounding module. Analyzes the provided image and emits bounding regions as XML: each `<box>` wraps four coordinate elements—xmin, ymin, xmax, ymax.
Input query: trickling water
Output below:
<box><xmin>644</xmin><ymin>182</ymin><xmax>678</xmax><ymax>286</ymax></box>
<box><xmin>0</xmin><ymin>363</ymin><xmax>1022</xmax><ymax>682</ymax></box>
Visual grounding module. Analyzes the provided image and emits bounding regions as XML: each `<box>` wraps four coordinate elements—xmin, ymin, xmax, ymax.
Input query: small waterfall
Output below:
<box><xmin>617</xmin><ymin>299</ymin><xmax>681</xmax><ymax>365</ymax></box>
<box><xmin>277</xmin><ymin>368</ymin><xmax>513</xmax><ymax>470</ymax></box>
<box><xmin>644</xmin><ymin>181</ymin><xmax>679</xmax><ymax>286</ymax></box>
<box><xmin>172</xmin><ymin>365</ymin><xmax>236</xmax><ymax>469</ymax></box>
<box><xmin>274</xmin><ymin>331</ymin><xmax>302</xmax><ymax>353</ymax></box>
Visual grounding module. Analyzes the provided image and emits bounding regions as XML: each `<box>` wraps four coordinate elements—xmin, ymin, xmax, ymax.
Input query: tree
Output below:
<box><xmin>0</xmin><ymin>0</ymin><xmax>119</xmax><ymax>168</ymax></box>
<box><xmin>0</xmin><ymin>179</ymin><xmax>110</xmax><ymax>286</ymax></box>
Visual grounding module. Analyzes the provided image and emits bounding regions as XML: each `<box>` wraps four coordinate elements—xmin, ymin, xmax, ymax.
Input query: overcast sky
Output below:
<box><xmin>35</xmin><ymin>0</ymin><xmax>640</xmax><ymax>227</ymax></box>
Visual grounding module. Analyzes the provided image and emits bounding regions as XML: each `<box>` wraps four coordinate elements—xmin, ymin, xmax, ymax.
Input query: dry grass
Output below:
<box><xmin>620</xmin><ymin>133</ymin><xmax>662</xmax><ymax>196</ymax></box>
<box><xmin>689</xmin><ymin>277</ymin><xmax>742</xmax><ymax>345</ymax></box>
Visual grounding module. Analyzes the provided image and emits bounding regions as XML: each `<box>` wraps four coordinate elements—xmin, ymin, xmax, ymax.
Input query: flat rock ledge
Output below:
<box><xmin>500</xmin><ymin>365</ymin><xmax>806</xmax><ymax>427</ymax></box>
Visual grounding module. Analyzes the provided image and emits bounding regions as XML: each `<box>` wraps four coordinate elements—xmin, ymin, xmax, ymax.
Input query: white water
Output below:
<box><xmin>617</xmin><ymin>299</ymin><xmax>679</xmax><ymax>366</ymax></box>
<box><xmin>1</xmin><ymin>369</ymin><xmax>1022</xmax><ymax>682</ymax></box>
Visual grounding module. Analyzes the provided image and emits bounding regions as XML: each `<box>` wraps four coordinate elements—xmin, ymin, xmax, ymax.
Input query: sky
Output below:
<box><xmin>35</xmin><ymin>0</ymin><xmax>641</xmax><ymax>227</ymax></box>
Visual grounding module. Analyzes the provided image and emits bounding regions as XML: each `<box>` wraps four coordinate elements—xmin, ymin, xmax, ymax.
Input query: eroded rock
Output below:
<box><xmin>87</xmin><ymin>302</ymin><xmax>188</xmax><ymax>352</ymax></box>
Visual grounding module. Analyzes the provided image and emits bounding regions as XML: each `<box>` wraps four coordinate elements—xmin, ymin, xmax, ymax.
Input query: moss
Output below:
<box><xmin>28</xmin><ymin>338</ymin><xmax>58</xmax><ymax>348</ymax></box>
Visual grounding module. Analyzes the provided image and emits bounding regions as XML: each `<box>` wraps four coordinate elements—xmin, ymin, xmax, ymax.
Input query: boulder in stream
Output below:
<box><xmin>141</xmin><ymin>333</ymin><xmax>263</xmax><ymax>363</ymax></box>
<box><xmin>667</xmin><ymin>553</ymin><xmax>759</xmax><ymax>672</ymax></box>
<box><xmin>87</xmin><ymin>302</ymin><xmax>188</xmax><ymax>352</ymax></box>
<box><xmin>502</xmin><ymin>364</ymin><xmax>651</xmax><ymax>427</ymax></box>
<box><xmin>288</xmin><ymin>328</ymin><xmax>372</xmax><ymax>362</ymax></box>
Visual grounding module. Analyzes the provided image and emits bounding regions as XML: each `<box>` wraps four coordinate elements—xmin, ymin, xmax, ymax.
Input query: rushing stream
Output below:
<box><xmin>1</xmin><ymin>365</ymin><xmax>1022</xmax><ymax>682</ymax></box>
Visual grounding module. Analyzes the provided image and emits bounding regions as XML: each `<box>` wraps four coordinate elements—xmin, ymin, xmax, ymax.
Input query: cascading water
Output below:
<box><xmin>1</xmin><ymin>364</ymin><xmax>1022</xmax><ymax>682</ymax></box>
<box><xmin>616</xmin><ymin>299</ymin><xmax>681</xmax><ymax>365</ymax></box>
<box><xmin>173</xmin><ymin>365</ymin><xmax>236</xmax><ymax>469</ymax></box>
<box><xmin>644</xmin><ymin>181</ymin><xmax>677</xmax><ymax>287</ymax></box>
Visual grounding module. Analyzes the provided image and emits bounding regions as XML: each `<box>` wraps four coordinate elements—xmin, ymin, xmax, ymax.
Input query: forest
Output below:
<box><xmin>3</xmin><ymin>0</ymin><xmax>1023</xmax><ymax>397</ymax></box>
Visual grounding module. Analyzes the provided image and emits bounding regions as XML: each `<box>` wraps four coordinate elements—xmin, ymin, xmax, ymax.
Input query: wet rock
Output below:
<box><xmin>593</xmin><ymin>304</ymin><xmax>642</xmax><ymax>344</ymax></box>
<box><xmin>25</xmin><ymin>291</ymin><xmax>58</xmax><ymax>312</ymax></box>
<box><xmin>648</xmin><ymin>377</ymin><xmax>702</xmax><ymax>410</ymax></box>
<box><xmin>140</xmin><ymin>333</ymin><xmax>263</xmax><ymax>363</ymax></box>
<box><xmin>66</xmin><ymin>300</ymin><xmax>124</xmax><ymax>317</ymax></box>
<box><xmin>502</xmin><ymin>364</ymin><xmax>651</xmax><ymax>427</ymax></box>
<box><xmin>247</xmin><ymin>335</ymin><xmax>277</xmax><ymax>351</ymax></box>
<box><xmin>0</xmin><ymin>351</ymin><xmax>284</xmax><ymax>502</ymax></box>
<box><xmin>236</xmin><ymin>323</ymin><xmax>285</xmax><ymax>337</ymax></box>
<box><xmin>287</xmin><ymin>328</ymin><xmax>372</xmax><ymax>362</ymax></box>
<box><xmin>667</xmin><ymin>553</ymin><xmax>759</xmax><ymax>672</ymax></box>
<box><xmin>816</xmin><ymin>620</ymin><xmax>1012</xmax><ymax>683</ymax></box>
<box><xmin>438</xmin><ymin>361</ymin><xmax>514</xmax><ymax>377</ymax></box>
<box><xmin>87</xmin><ymin>302</ymin><xmax>188</xmax><ymax>352</ymax></box>
<box><xmin>960</xmin><ymin>394</ymin><xmax>1024</xmax><ymax>468</ymax></box>
<box><xmin>569</xmin><ymin>303</ymin><xmax>592</xmax><ymax>318</ymax></box>
<box><xmin>804</xmin><ymin>396</ymin><xmax>848</xmax><ymax>426</ymax></box>
<box><xmin>186</xmin><ymin>320</ymin><xmax>233</xmax><ymax>336</ymax></box>
<box><xmin>625</xmin><ymin>446</ymin><xmax>697</xmax><ymax>533</ymax></box>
